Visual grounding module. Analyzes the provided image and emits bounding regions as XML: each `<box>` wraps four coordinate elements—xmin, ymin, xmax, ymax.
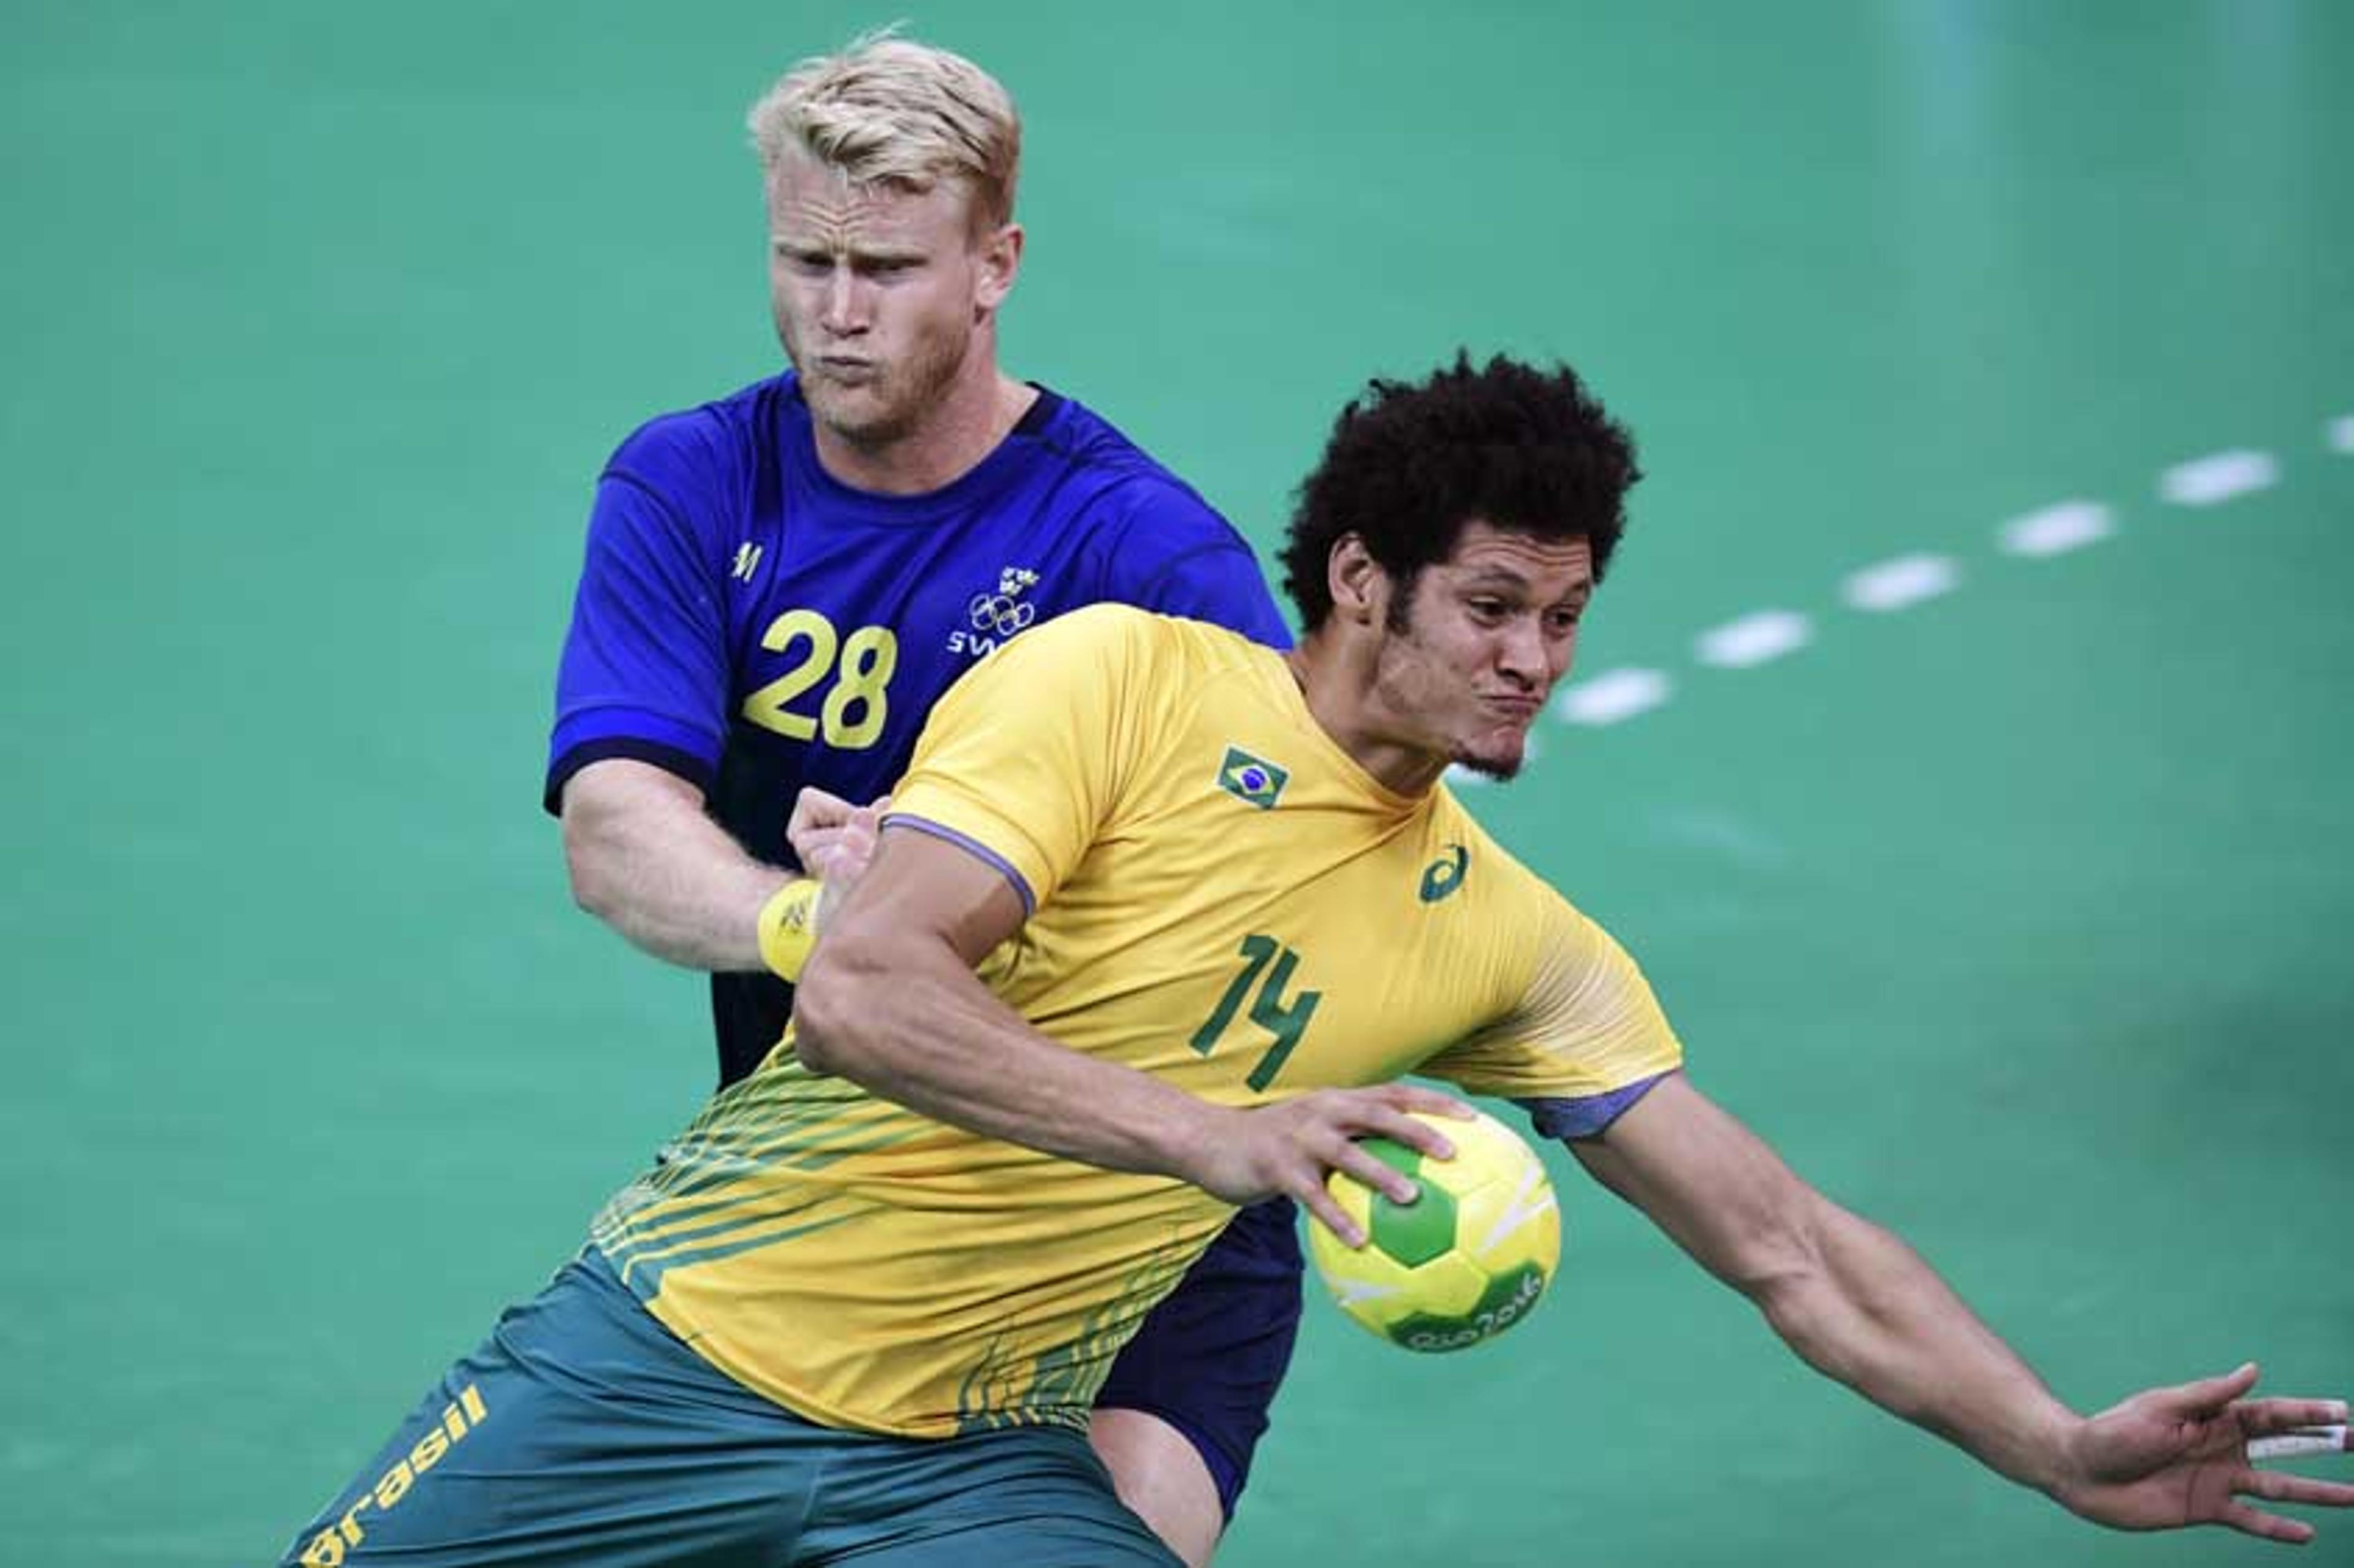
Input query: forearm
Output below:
<box><xmin>794</xmin><ymin>931</ymin><xmax>1221</xmax><ymax>1182</ymax></box>
<box><xmin>1579</xmin><ymin>1082</ymin><xmax>2081</xmax><ymax>1494</ymax></box>
<box><xmin>1753</xmin><ymin>1198</ymin><xmax>2077</xmax><ymax>1492</ymax></box>
<box><xmin>561</xmin><ymin>761</ymin><xmax>788</xmax><ymax>972</ymax></box>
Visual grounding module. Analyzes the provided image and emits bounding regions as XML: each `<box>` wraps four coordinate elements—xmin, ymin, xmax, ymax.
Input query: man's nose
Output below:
<box><xmin>821</xmin><ymin>270</ymin><xmax>869</xmax><ymax>335</ymax></box>
<box><xmin>1497</xmin><ymin>616</ymin><xmax>1550</xmax><ymax>683</ymax></box>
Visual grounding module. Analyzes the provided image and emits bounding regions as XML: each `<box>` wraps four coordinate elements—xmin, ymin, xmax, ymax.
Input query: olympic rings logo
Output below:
<box><xmin>968</xmin><ymin>593</ymin><xmax>1037</xmax><ymax>636</ymax></box>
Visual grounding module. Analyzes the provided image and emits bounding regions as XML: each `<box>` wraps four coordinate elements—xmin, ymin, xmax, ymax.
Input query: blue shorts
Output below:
<box><xmin>1096</xmin><ymin>1195</ymin><xmax>1301</xmax><ymax>1518</ymax></box>
<box><xmin>278</xmin><ymin>1251</ymin><xmax>1180</xmax><ymax>1567</ymax></box>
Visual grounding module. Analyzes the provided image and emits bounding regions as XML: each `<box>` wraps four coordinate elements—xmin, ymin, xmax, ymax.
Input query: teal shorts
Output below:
<box><xmin>278</xmin><ymin>1250</ymin><xmax>1180</xmax><ymax>1567</ymax></box>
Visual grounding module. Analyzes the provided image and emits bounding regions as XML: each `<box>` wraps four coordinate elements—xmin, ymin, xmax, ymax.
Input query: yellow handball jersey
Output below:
<box><xmin>592</xmin><ymin>605</ymin><xmax>1683</xmax><ymax>1439</ymax></box>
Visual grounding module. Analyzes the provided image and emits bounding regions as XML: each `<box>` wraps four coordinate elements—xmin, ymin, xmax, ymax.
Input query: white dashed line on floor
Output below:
<box><xmin>2159</xmin><ymin>449</ymin><xmax>2278</xmax><ymax>507</ymax></box>
<box><xmin>2328</xmin><ymin>416</ymin><xmax>2354</xmax><ymax>454</ymax></box>
<box><xmin>1843</xmin><ymin>554</ymin><xmax>1960</xmax><ymax>613</ymax></box>
<box><xmin>1522</xmin><ymin>417</ymin><xmax>2319</xmax><ymax>748</ymax></box>
<box><xmin>1694</xmin><ymin>610</ymin><xmax>1811</xmax><ymax>669</ymax></box>
<box><xmin>1999</xmin><ymin>500</ymin><xmax>2114</xmax><ymax>558</ymax></box>
<box><xmin>1554</xmin><ymin>667</ymin><xmax>1673</xmax><ymax>727</ymax></box>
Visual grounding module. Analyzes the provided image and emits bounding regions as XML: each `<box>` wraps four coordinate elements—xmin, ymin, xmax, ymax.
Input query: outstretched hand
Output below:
<box><xmin>1187</xmin><ymin>1085</ymin><xmax>1476</xmax><ymax>1247</ymax></box>
<box><xmin>2053</xmin><ymin>1364</ymin><xmax>2354</xmax><ymax>1545</ymax></box>
<box><xmin>787</xmin><ymin>787</ymin><xmax>891</xmax><ymax>922</ymax></box>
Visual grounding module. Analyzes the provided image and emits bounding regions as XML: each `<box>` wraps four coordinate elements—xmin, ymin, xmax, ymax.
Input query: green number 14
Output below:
<box><xmin>1189</xmin><ymin>934</ymin><xmax>1322</xmax><ymax>1092</ymax></box>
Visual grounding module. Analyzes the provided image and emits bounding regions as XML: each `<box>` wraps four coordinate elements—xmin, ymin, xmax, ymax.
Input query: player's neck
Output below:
<box><xmin>1283</xmin><ymin>641</ymin><xmax>1450</xmax><ymax>798</ymax></box>
<box><xmin>813</xmin><ymin>368</ymin><xmax>1038</xmax><ymax>496</ymax></box>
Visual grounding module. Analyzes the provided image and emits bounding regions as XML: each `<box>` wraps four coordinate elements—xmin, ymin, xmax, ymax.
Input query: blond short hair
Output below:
<box><xmin>747</xmin><ymin>32</ymin><xmax>1022</xmax><ymax>232</ymax></box>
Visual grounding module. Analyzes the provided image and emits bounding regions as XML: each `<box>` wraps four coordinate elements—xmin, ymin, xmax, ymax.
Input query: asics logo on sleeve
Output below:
<box><xmin>1419</xmin><ymin>843</ymin><xmax>1469</xmax><ymax>902</ymax></box>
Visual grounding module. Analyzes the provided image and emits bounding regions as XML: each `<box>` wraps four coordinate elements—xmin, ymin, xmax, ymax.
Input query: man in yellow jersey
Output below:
<box><xmin>283</xmin><ymin>356</ymin><xmax>2352</xmax><ymax>1566</ymax></box>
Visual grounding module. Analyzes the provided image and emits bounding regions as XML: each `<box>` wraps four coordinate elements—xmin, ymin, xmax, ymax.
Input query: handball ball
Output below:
<box><xmin>1307</xmin><ymin>1108</ymin><xmax>1560</xmax><ymax>1352</ymax></box>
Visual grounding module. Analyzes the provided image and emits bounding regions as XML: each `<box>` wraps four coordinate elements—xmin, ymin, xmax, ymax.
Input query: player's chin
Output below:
<box><xmin>1450</xmin><ymin>730</ymin><xmax>1527</xmax><ymax>782</ymax></box>
<box><xmin>805</xmin><ymin>382</ymin><xmax>907</xmax><ymax>443</ymax></box>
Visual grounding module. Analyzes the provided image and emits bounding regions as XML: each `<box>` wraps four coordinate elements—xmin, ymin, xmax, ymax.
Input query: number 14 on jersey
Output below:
<box><xmin>1191</xmin><ymin>934</ymin><xmax>1321</xmax><ymax>1092</ymax></box>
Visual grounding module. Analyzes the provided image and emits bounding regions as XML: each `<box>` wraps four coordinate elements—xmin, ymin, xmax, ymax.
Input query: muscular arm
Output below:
<box><xmin>560</xmin><ymin>758</ymin><xmax>790</xmax><ymax>972</ymax></box>
<box><xmin>1572</xmin><ymin>1076</ymin><xmax>2354</xmax><ymax>1540</ymax></box>
<box><xmin>795</xmin><ymin>828</ymin><xmax>1216</xmax><ymax>1172</ymax></box>
<box><xmin>1572</xmin><ymin>1075</ymin><xmax>2078</xmax><ymax>1490</ymax></box>
<box><xmin>794</xmin><ymin>826</ymin><xmax>1458</xmax><ymax>1231</ymax></box>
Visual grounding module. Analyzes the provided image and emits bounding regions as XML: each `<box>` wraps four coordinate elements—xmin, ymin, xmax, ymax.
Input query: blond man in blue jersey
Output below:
<box><xmin>550</xmin><ymin>32</ymin><xmax>1306</xmax><ymax>1563</ymax></box>
<box><xmin>284</xmin><ymin>355</ymin><xmax>2350</xmax><ymax>1566</ymax></box>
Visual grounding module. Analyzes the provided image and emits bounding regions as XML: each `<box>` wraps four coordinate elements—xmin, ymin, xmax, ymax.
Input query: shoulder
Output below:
<box><xmin>603</xmin><ymin>371</ymin><xmax>799</xmax><ymax>495</ymax></box>
<box><xmin>1001</xmin><ymin>600</ymin><xmax>1164</xmax><ymax>658</ymax></box>
<box><xmin>992</xmin><ymin>602</ymin><xmax>1260</xmax><ymax>680</ymax></box>
<box><xmin>1430</xmin><ymin>789</ymin><xmax>1588</xmax><ymax>926</ymax></box>
<box><xmin>1024</xmin><ymin>390</ymin><xmax>1242</xmax><ymax>544</ymax></box>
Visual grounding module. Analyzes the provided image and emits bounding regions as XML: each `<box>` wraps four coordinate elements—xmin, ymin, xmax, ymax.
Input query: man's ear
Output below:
<box><xmin>973</xmin><ymin>221</ymin><xmax>1023</xmax><ymax>317</ymax></box>
<box><xmin>1328</xmin><ymin>533</ymin><xmax>1388</xmax><ymax>628</ymax></box>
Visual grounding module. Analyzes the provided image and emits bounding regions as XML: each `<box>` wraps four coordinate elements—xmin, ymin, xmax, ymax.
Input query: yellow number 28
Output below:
<box><xmin>739</xmin><ymin>609</ymin><xmax>899</xmax><ymax>749</ymax></box>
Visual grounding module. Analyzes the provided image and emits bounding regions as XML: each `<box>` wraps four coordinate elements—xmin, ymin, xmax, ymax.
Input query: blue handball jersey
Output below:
<box><xmin>547</xmin><ymin>371</ymin><xmax>1292</xmax><ymax>1081</ymax></box>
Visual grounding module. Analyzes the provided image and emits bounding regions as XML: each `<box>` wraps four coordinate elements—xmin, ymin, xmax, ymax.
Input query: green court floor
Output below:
<box><xmin>6</xmin><ymin>4</ymin><xmax>2349</xmax><ymax>1564</ymax></box>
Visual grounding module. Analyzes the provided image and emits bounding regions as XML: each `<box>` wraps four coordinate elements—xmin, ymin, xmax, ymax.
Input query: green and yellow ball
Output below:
<box><xmin>1306</xmin><ymin>1108</ymin><xmax>1560</xmax><ymax>1352</ymax></box>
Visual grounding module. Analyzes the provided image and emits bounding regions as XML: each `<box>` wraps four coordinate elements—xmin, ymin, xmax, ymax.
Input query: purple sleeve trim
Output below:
<box><xmin>1515</xmin><ymin>1070</ymin><xmax>1676</xmax><ymax>1141</ymax></box>
<box><xmin>885</xmin><ymin>815</ymin><xmax>1037</xmax><ymax>915</ymax></box>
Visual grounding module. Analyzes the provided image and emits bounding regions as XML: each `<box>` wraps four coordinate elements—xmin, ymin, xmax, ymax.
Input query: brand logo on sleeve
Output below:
<box><xmin>1419</xmin><ymin>843</ymin><xmax>1469</xmax><ymax>902</ymax></box>
<box><xmin>1214</xmin><ymin>745</ymin><xmax>1290</xmax><ymax>810</ymax></box>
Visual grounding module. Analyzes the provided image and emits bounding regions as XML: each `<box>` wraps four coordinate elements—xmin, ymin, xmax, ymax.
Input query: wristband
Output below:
<box><xmin>756</xmin><ymin>877</ymin><xmax>825</xmax><ymax>983</ymax></box>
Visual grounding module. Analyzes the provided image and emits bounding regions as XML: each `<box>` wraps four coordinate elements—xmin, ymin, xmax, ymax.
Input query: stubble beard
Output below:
<box><xmin>1379</xmin><ymin>592</ymin><xmax>1529</xmax><ymax>783</ymax></box>
<box><xmin>791</xmin><ymin>318</ymin><xmax>975</xmax><ymax>455</ymax></box>
<box><xmin>1449</xmin><ymin>737</ymin><xmax>1526</xmax><ymax>782</ymax></box>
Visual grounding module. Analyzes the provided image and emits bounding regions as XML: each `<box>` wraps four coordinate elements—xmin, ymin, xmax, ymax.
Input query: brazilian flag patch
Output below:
<box><xmin>1215</xmin><ymin>745</ymin><xmax>1290</xmax><ymax>810</ymax></box>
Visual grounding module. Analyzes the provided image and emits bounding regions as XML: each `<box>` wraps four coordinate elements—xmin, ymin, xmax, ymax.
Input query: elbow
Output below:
<box><xmin>563</xmin><ymin>828</ymin><xmax>619</xmax><ymax>922</ymax></box>
<box><xmin>1753</xmin><ymin>1262</ymin><xmax>1829</xmax><ymax>1349</ymax></box>
<box><xmin>560</xmin><ymin>802</ymin><xmax>633</xmax><ymax>924</ymax></box>
<box><xmin>1726</xmin><ymin>1190</ymin><xmax>1837</xmax><ymax>1320</ymax></box>
<box><xmin>1745</xmin><ymin>1197</ymin><xmax>1880</xmax><ymax>1377</ymax></box>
